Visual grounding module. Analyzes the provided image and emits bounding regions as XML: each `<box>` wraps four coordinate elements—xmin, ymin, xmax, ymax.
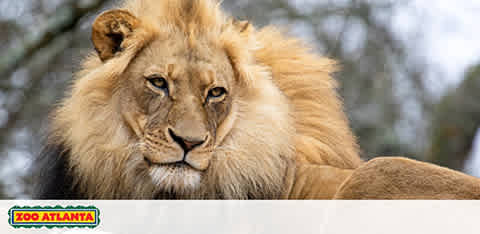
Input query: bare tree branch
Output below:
<box><xmin>0</xmin><ymin>0</ymin><xmax>109</xmax><ymax>79</ymax></box>
<box><xmin>0</xmin><ymin>33</ymin><xmax>74</xmax><ymax>148</ymax></box>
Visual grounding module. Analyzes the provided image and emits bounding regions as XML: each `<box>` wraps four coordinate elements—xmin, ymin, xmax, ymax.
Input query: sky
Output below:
<box><xmin>392</xmin><ymin>0</ymin><xmax>480</xmax><ymax>89</ymax></box>
<box><xmin>465</xmin><ymin>132</ymin><xmax>480</xmax><ymax>177</ymax></box>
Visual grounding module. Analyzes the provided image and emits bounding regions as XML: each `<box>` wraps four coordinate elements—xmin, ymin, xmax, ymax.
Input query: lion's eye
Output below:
<box><xmin>207</xmin><ymin>87</ymin><xmax>227</xmax><ymax>100</ymax></box>
<box><xmin>147</xmin><ymin>76</ymin><xmax>168</xmax><ymax>91</ymax></box>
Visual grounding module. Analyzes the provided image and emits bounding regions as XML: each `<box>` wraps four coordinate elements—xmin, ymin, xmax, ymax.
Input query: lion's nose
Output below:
<box><xmin>168</xmin><ymin>128</ymin><xmax>205</xmax><ymax>153</ymax></box>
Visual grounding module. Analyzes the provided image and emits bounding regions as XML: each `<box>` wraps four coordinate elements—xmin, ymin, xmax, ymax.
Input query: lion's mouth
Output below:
<box><xmin>146</xmin><ymin>156</ymin><xmax>203</xmax><ymax>195</ymax></box>
<box><xmin>144</xmin><ymin>156</ymin><xmax>195</xmax><ymax>170</ymax></box>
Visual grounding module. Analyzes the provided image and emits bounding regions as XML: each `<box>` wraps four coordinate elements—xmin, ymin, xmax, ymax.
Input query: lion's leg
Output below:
<box><xmin>288</xmin><ymin>164</ymin><xmax>353</xmax><ymax>199</ymax></box>
<box><xmin>334</xmin><ymin>157</ymin><xmax>480</xmax><ymax>199</ymax></box>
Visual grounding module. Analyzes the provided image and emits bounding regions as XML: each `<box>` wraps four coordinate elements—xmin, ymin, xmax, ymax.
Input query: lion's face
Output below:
<box><xmin>117</xmin><ymin>37</ymin><xmax>238</xmax><ymax>192</ymax></box>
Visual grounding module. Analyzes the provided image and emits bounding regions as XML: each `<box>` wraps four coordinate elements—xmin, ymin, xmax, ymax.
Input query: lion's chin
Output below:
<box><xmin>148</xmin><ymin>163</ymin><xmax>202</xmax><ymax>193</ymax></box>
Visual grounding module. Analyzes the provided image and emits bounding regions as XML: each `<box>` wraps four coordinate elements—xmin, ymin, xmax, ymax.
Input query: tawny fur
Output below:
<box><xmin>334</xmin><ymin>157</ymin><xmax>480</xmax><ymax>199</ymax></box>
<box><xmin>48</xmin><ymin>0</ymin><xmax>360</xmax><ymax>199</ymax></box>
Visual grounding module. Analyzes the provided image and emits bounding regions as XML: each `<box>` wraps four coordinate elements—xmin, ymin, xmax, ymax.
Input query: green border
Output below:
<box><xmin>8</xmin><ymin>205</ymin><xmax>100</xmax><ymax>229</ymax></box>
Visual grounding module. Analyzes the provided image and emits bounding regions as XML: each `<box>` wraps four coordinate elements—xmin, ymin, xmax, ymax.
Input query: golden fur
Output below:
<box><xmin>48</xmin><ymin>0</ymin><xmax>361</xmax><ymax>199</ymax></box>
<box><xmin>289</xmin><ymin>165</ymin><xmax>353</xmax><ymax>199</ymax></box>
<box><xmin>334</xmin><ymin>157</ymin><xmax>480</xmax><ymax>199</ymax></box>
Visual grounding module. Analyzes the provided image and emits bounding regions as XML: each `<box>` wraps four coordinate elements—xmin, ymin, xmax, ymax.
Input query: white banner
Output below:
<box><xmin>1</xmin><ymin>200</ymin><xmax>479</xmax><ymax>234</ymax></box>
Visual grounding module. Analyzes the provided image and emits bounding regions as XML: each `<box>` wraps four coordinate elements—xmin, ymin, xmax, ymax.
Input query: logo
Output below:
<box><xmin>8</xmin><ymin>206</ymin><xmax>100</xmax><ymax>229</ymax></box>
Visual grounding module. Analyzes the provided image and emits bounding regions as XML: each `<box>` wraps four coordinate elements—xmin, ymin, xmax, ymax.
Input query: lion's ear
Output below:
<box><xmin>91</xmin><ymin>9</ymin><xmax>140</xmax><ymax>61</ymax></box>
<box><xmin>232</xmin><ymin>19</ymin><xmax>253</xmax><ymax>34</ymax></box>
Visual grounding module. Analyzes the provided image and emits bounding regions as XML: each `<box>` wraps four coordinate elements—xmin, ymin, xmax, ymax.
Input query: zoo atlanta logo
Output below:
<box><xmin>8</xmin><ymin>205</ymin><xmax>100</xmax><ymax>229</ymax></box>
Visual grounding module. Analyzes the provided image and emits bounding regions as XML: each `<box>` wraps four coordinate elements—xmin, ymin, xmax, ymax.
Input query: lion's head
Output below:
<box><xmin>49</xmin><ymin>0</ymin><xmax>297</xmax><ymax>199</ymax></box>
<box><xmin>43</xmin><ymin>0</ymin><xmax>361</xmax><ymax>199</ymax></box>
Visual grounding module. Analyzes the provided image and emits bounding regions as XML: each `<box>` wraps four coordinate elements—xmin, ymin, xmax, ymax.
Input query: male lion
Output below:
<box><xmin>34</xmin><ymin>0</ymin><xmax>480</xmax><ymax>199</ymax></box>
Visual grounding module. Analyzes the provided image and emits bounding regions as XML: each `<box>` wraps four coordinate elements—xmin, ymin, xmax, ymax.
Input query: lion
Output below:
<box><xmin>34</xmin><ymin>0</ymin><xmax>480</xmax><ymax>199</ymax></box>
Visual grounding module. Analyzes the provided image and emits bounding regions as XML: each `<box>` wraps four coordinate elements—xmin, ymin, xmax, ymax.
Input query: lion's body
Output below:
<box><xmin>34</xmin><ymin>0</ymin><xmax>480</xmax><ymax>200</ymax></box>
<box><xmin>335</xmin><ymin>157</ymin><xmax>480</xmax><ymax>199</ymax></box>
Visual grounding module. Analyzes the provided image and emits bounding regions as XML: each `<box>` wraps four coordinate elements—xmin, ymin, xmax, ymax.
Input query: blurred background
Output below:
<box><xmin>0</xmin><ymin>0</ymin><xmax>479</xmax><ymax>199</ymax></box>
